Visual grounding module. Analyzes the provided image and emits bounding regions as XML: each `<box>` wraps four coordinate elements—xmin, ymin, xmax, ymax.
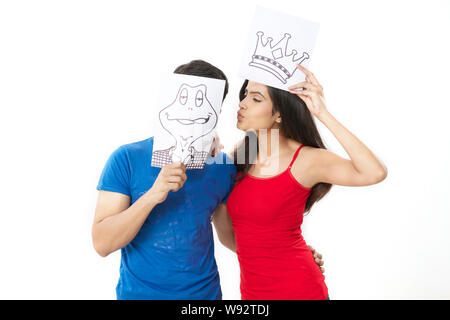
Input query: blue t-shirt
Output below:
<box><xmin>96</xmin><ymin>137</ymin><xmax>236</xmax><ymax>300</ymax></box>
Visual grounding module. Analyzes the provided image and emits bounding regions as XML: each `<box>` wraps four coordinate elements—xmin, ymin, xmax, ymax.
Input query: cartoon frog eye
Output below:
<box><xmin>179</xmin><ymin>88</ymin><xmax>188</xmax><ymax>105</ymax></box>
<box><xmin>195</xmin><ymin>90</ymin><xmax>204</xmax><ymax>107</ymax></box>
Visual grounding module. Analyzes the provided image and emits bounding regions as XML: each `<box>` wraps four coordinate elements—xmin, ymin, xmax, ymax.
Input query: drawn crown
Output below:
<box><xmin>249</xmin><ymin>31</ymin><xmax>309</xmax><ymax>84</ymax></box>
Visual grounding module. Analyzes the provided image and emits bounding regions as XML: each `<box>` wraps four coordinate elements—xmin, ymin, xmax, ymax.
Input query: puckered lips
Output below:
<box><xmin>166</xmin><ymin>112</ymin><xmax>212</xmax><ymax>125</ymax></box>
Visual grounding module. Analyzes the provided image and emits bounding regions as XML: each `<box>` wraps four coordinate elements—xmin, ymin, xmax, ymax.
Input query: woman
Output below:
<box><xmin>214</xmin><ymin>65</ymin><xmax>387</xmax><ymax>300</ymax></box>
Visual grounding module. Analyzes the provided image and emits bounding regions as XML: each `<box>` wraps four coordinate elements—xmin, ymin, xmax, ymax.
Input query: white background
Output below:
<box><xmin>0</xmin><ymin>0</ymin><xmax>449</xmax><ymax>299</ymax></box>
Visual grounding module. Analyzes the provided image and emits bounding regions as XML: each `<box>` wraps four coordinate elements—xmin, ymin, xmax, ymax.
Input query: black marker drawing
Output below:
<box><xmin>249</xmin><ymin>31</ymin><xmax>310</xmax><ymax>84</ymax></box>
<box><xmin>152</xmin><ymin>83</ymin><xmax>218</xmax><ymax>169</ymax></box>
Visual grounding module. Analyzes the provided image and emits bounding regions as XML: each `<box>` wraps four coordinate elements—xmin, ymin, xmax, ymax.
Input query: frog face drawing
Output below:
<box><xmin>159</xmin><ymin>83</ymin><xmax>218</xmax><ymax>164</ymax></box>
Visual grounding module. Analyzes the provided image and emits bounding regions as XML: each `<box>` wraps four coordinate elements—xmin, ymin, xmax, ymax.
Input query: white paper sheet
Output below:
<box><xmin>239</xmin><ymin>6</ymin><xmax>320</xmax><ymax>91</ymax></box>
<box><xmin>151</xmin><ymin>73</ymin><xmax>226</xmax><ymax>169</ymax></box>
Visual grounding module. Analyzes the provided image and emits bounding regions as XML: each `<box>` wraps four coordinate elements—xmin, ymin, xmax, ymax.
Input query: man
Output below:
<box><xmin>92</xmin><ymin>60</ymin><xmax>324</xmax><ymax>300</ymax></box>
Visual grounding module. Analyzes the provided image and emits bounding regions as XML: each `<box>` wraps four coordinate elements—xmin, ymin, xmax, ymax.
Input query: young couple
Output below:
<box><xmin>92</xmin><ymin>60</ymin><xmax>387</xmax><ymax>300</ymax></box>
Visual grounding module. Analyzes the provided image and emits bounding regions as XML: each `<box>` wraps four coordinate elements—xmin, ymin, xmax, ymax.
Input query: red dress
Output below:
<box><xmin>227</xmin><ymin>145</ymin><xmax>328</xmax><ymax>300</ymax></box>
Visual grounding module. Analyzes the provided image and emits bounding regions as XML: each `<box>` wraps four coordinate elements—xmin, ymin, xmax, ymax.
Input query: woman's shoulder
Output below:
<box><xmin>285</xmin><ymin>143</ymin><xmax>320</xmax><ymax>188</ymax></box>
<box><xmin>291</xmin><ymin>144</ymin><xmax>315</xmax><ymax>166</ymax></box>
<box><xmin>295</xmin><ymin>145</ymin><xmax>331</xmax><ymax>166</ymax></box>
<box><xmin>286</xmin><ymin>140</ymin><xmax>321</xmax><ymax>161</ymax></box>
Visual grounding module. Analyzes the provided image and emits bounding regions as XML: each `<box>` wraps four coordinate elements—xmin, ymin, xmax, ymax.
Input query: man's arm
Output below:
<box><xmin>212</xmin><ymin>203</ymin><xmax>236</xmax><ymax>253</ymax></box>
<box><xmin>92</xmin><ymin>191</ymin><xmax>157</xmax><ymax>257</ymax></box>
<box><xmin>308</xmin><ymin>245</ymin><xmax>325</xmax><ymax>274</ymax></box>
<box><xmin>92</xmin><ymin>162</ymin><xmax>187</xmax><ymax>257</ymax></box>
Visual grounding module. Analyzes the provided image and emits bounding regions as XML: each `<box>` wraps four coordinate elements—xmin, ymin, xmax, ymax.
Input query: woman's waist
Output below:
<box><xmin>235</xmin><ymin>236</ymin><xmax>313</xmax><ymax>258</ymax></box>
<box><xmin>234</xmin><ymin>228</ymin><xmax>305</xmax><ymax>249</ymax></box>
<box><xmin>236</xmin><ymin>247</ymin><xmax>325</xmax><ymax>285</ymax></box>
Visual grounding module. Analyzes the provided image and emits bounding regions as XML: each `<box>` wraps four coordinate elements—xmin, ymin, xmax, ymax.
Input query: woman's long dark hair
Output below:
<box><xmin>232</xmin><ymin>80</ymin><xmax>332</xmax><ymax>214</ymax></box>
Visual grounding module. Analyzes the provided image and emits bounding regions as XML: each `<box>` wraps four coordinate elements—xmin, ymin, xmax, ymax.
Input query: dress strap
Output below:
<box><xmin>288</xmin><ymin>145</ymin><xmax>304</xmax><ymax>169</ymax></box>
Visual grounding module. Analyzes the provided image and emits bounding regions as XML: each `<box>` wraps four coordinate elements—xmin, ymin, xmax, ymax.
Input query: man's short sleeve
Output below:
<box><xmin>96</xmin><ymin>145</ymin><xmax>131</xmax><ymax>197</ymax></box>
<box><xmin>220</xmin><ymin>154</ymin><xmax>237</xmax><ymax>204</ymax></box>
